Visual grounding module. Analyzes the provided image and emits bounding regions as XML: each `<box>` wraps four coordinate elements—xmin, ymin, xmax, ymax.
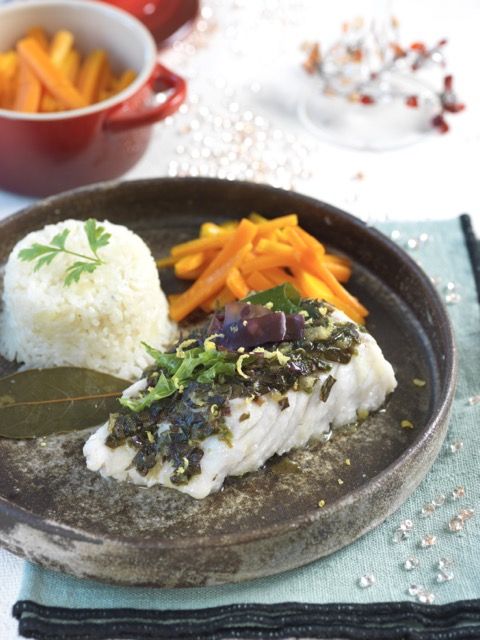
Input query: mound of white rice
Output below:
<box><xmin>0</xmin><ymin>219</ymin><xmax>175</xmax><ymax>380</ymax></box>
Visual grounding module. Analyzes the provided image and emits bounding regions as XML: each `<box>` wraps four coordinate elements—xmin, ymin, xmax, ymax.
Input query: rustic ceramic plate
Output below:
<box><xmin>0</xmin><ymin>178</ymin><xmax>457</xmax><ymax>587</ymax></box>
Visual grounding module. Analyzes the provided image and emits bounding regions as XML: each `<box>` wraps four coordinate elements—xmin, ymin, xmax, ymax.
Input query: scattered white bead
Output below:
<box><xmin>404</xmin><ymin>557</ymin><xmax>419</xmax><ymax>571</ymax></box>
<box><xmin>358</xmin><ymin>573</ymin><xmax>376</xmax><ymax>588</ymax></box>
<box><xmin>420</xmin><ymin>534</ymin><xmax>437</xmax><ymax>548</ymax></box>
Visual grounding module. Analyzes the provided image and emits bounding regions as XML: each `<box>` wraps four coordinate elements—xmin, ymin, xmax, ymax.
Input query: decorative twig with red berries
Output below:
<box><xmin>302</xmin><ymin>18</ymin><xmax>465</xmax><ymax>135</ymax></box>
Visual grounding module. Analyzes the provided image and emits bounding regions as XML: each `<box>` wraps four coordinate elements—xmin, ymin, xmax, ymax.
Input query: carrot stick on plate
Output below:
<box><xmin>226</xmin><ymin>267</ymin><xmax>249</xmax><ymax>299</ymax></box>
<box><xmin>169</xmin><ymin>243</ymin><xmax>253</xmax><ymax>322</ymax></box>
<box><xmin>174</xmin><ymin>252</ymin><xmax>206</xmax><ymax>280</ymax></box>
<box><xmin>245</xmin><ymin>271</ymin><xmax>275</xmax><ymax>292</ymax></box>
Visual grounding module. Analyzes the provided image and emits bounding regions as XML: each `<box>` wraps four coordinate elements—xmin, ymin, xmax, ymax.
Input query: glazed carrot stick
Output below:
<box><xmin>13</xmin><ymin>59</ymin><xmax>41</xmax><ymax>113</ymax></box>
<box><xmin>26</xmin><ymin>26</ymin><xmax>49</xmax><ymax>51</ymax></box>
<box><xmin>321</xmin><ymin>259</ymin><xmax>351</xmax><ymax>282</ymax></box>
<box><xmin>39</xmin><ymin>94</ymin><xmax>57</xmax><ymax>112</ymax></box>
<box><xmin>1</xmin><ymin>77</ymin><xmax>17</xmax><ymax>109</ymax></box>
<box><xmin>112</xmin><ymin>68</ymin><xmax>136</xmax><ymax>95</ymax></box>
<box><xmin>283</xmin><ymin>226</ymin><xmax>309</xmax><ymax>252</ymax></box>
<box><xmin>157</xmin><ymin>255</ymin><xmax>178</xmax><ymax>268</ymax></box>
<box><xmin>323</xmin><ymin>253</ymin><xmax>350</xmax><ymax>266</ymax></box>
<box><xmin>201</xmin><ymin>287</ymin><xmax>235</xmax><ymax>313</ymax></box>
<box><xmin>96</xmin><ymin>59</ymin><xmax>114</xmax><ymax>101</ymax></box>
<box><xmin>174</xmin><ymin>252</ymin><xmax>206</xmax><ymax>280</ymax></box>
<box><xmin>200</xmin><ymin>222</ymin><xmax>225</xmax><ymax>238</ymax></box>
<box><xmin>245</xmin><ymin>271</ymin><xmax>275</xmax><ymax>292</ymax></box>
<box><xmin>170</xmin><ymin>242</ymin><xmax>253</xmax><ymax>322</ymax></box>
<box><xmin>254</xmin><ymin>238</ymin><xmax>296</xmax><ymax>258</ymax></box>
<box><xmin>194</xmin><ymin>218</ymin><xmax>258</xmax><ymax>281</ymax></box>
<box><xmin>248</xmin><ymin>212</ymin><xmax>268</xmax><ymax>224</ymax></box>
<box><xmin>0</xmin><ymin>52</ymin><xmax>18</xmax><ymax>109</ymax></box>
<box><xmin>241</xmin><ymin>254</ymin><xmax>297</xmax><ymax>275</ymax></box>
<box><xmin>168</xmin><ymin>293</ymin><xmax>181</xmax><ymax>305</ymax></box>
<box><xmin>43</xmin><ymin>48</ymin><xmax>81</xmax><ymax>111</ymax></box>
<box><xmin>16</xmin><ymin>37</ymin><xmax>86</xmax><ymax>109</ymax></box>
<box><xmin>226</xmin><ymin>267</ymin><xmax>249</xmax><ymax>299</ymax></box>
<box><xmin>291</xmin><ymin>268</ymin><xmax>324</xmax><ymax>296</ymax></box>
<box><xmin>0</xmin><ymin>51</ymin><xmax>18</xmax><ymax>76</ymax></box>
<box><xmin>256</xmin><ymin>214</ymin><xmax>298</xmax><ymax>236</ymax></box>
<box><xmin>262</xmin><ymin>267</ymin><xmax>295</xmax><ymax>285</ymax></box>
<box><xmin>295</xmin><ymin>227</ymin><xmax>326</xmax><ymax>255</ymax></box>
<box><xmin>328</xmin><ymin>297</ymin><xmax>365</xmax><ymax>325</ymax></box>
<box><xmin>62</xmin><ymin>49</ymin><xmax>80</xmax><ymax>82</ymax></box>
<box><xmin>49</xmin><ymin>30</ymin><xmax>74</xmax><ymax>67</ymax></box>
<box><xmin>171</xmin><ymin>232</ymin><xmax>233</xmax><ymax>258</ymax></box>
<box><xmin>76</xmin><ymin>49</ymin><xmax>107</xmax><ymax>104</ymax></box>
<box><xmin>291</xmin><ymin>269</ymin><xmax>364</xmax><ymax>322</ymax></box>
<box><xmin>302</xmin><ymin>249</ymin><xmax>368</xmax><ymax>317</ymax></box>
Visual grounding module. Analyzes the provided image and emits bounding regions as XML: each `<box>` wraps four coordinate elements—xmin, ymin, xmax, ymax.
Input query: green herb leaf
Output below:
<box><xmin>50</xmin><ymin>228</ymin><xmax>70</xmax><ymax>250</ymax></box>
<box><xmin>85</xmin><ymin>218</ymin><xmax>111</xmax><ymax>256</ymax></box>
<box><xmin>64</xmin><ymin>261</ymin><xmax>98</xmax><ymax>286</ymax></box>
<box><xmin>0</xmin><ymin>368</ymin><xmax>129</xmax><ymax>439</ymax></box>
<box><xmin>243</xmin><ymin>283</ymin><xmax>302</xmax><ymax>314</ymax></box>
<box><xmin>18</xmin><ymin>243</ymin><xmax>58</xmax><ymax>263</ymax></box>
<box><xmin>141</xmin><ymin>342</ymin><xmax>181</xmax><ymax>375</ymax></box>
<box><xmin>197</xmin><ymin>361</ymin><xmax>236</xmax><ymax>383</ymax></box>
<box><xmin>121</xmin><ymin>344</ymin><xmax>239</xmax><ymax>412</ymax></box>
<box><xmin>17</xmin><ymin>219</ymin><xmax>110</xmax><ymax>286</ymax></box>
<box><xmin>33</xmin><ymin>251</ymin><xmax>59</xmax><ymax>271</ymax></box>
<box><xmin>121</xmin><ymin>372</ymin><xmax>177</xmax><ymax>412</ymax></box>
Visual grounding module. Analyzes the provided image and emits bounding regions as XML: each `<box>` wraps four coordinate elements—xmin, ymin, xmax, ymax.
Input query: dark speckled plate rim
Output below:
<box><xmin>0</xmin><ymin>177</ymin><xmax>458</xmax><ymax>550</ymax></box>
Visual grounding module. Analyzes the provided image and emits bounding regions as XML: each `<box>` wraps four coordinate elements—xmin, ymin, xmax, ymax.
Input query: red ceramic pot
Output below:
<box><xmin>0</xmin><ymin>0</ymin><xmax>186</xmax><ymax>197</ymax></box>
<box><xmin>100</xmin><ymin>0</ymin><xmax>199</xmax><ymax>47</ymax></box>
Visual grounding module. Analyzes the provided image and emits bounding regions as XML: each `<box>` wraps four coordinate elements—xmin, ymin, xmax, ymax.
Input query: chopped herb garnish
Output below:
<box><xmin>18</xmin><ymin>218</ymin><xmax>110</xmax><ymax>286</ymax></box>
<box><xmin>319</xmin><ymin>375</ymin><xmax>336</xmax><ymax>402</ymax></box>
<box><xmin>278</xmin><ymin>397</ymin><xmax>290</xmax><ymax>411</ymax></box>
<box><xmin>412</xmin><ymin>378</ymin><xmax>426</xmax><ymax>387</ymax></box>
<box><xmin>239</xmin><ymin>412</ymin><xmax>250</xmax><ymax>422</ymax></box>
<box><xmin>401</xmin><ymin>419</ymin><xmax>414</xmax><ymax>429</ymax></box>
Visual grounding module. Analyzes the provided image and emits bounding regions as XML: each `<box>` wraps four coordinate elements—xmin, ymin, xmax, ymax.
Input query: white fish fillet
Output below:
<box><xmin>84</xmin><ymin>311</ymin><xmax>397</xmax><ymax>499</ymax></box>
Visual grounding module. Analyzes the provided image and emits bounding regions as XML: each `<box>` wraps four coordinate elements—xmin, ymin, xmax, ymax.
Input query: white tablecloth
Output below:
<box><xmin>0</xmin><ymin>1</ymin><xmax>479</xmax><ymax>637</ymax></box>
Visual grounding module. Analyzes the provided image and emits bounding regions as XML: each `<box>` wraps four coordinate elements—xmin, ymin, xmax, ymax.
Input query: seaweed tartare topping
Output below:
<box><xmin>106</xmin><ymin>285</ymin><xmax>361</xmax><ymax>485</ymax></box>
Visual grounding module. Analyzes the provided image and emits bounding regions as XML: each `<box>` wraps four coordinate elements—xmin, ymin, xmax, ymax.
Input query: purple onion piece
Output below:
<box><xmin>207</xmin><ymin>313</ymin><xmax>224</xmax><ymax>336</ymax></box>
<box><xmin>284</xmin><ymin>313</ymin><xmax>305</xmax><ymax>341</ymax></box>
<box><xmin>222</xmin><ymin>313</ymin><xmax>287</xmax><ymax>350</ymax></box>
<box><xmin>223</xmin><ymin>301</ymin><xmax>271</xmax><ymax>325</ymax></box>
<box><xmin>209</xmin><ymin>301</ymin><xmax>305</xmax><ymax>351</ymax></box>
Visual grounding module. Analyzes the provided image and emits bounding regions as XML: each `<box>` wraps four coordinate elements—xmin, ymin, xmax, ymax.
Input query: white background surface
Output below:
<box><xmin>0</xmin><ymin>1</ymin><xmax>479</xmax><ymax>637</ymax></box>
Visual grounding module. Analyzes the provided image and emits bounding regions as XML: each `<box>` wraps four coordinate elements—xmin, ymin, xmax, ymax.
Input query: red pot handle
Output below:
<box><xmin>104</xmin><ymin>62</ymin><xmax>186</xmax><ymax>133</ymax></box>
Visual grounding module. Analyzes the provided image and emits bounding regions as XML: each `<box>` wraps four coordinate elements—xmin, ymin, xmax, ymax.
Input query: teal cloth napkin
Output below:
<box><xmin>13</xmin><ymin>217</ymin><xmax>480</xmax><ymax>639</ymax></box>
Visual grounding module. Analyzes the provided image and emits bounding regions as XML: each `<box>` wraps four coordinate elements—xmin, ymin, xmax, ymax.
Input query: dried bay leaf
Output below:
<box><xmin>0</xmin><ymin>367</ymin><xmax>129</xmax><ymax>439</ymax></box>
